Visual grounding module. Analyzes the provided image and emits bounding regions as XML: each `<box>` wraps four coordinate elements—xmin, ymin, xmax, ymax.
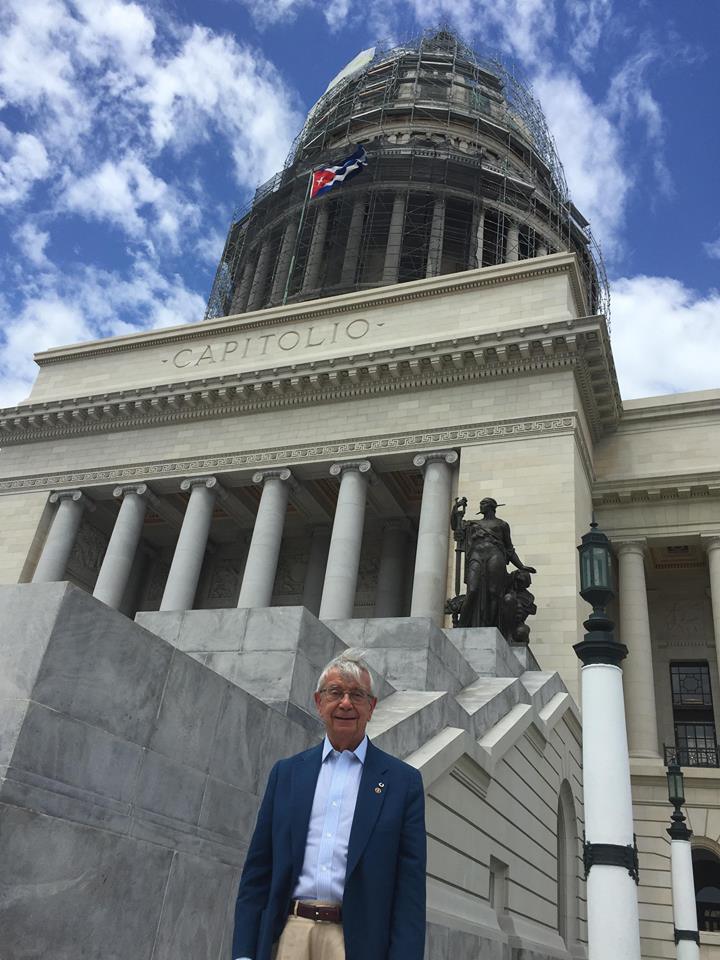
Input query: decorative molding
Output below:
<box><xmin>0</xmin><ymin>414</ymin><xmax>581</xmax><ymax>494</ymax></box>
<box><xmin>32</xmin><ymin>255</ymin><xmax>589</xmax><ymax>364</ymax></box>
<box><xmin>1</xmin><ymin>323</ymin><xmax>620</xmax><ymax>446</ymax></box>
<box><xmin>594</xmin><ymin>472</ymin><xmax>720</xmax><ymax>507</ymax></box>
<box><xmin>329</xmin><ymin>459</ymin><xmax>375</xmax><ymax>481</ymax></box>
<box><xmin>413</xmin><ymin>449</ymin><xmax>459</xmax><ymax>470</ymax></box>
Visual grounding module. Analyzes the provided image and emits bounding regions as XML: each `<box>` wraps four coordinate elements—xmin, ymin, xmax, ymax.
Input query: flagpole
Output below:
<box><xmin>282</xmin><ymin>169</ymin><xmax>314</xmax><ymax>306</ymax></box>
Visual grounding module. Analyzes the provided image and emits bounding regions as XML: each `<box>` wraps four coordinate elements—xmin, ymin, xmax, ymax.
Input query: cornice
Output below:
<box><xmin>32</xmin><ymin>253</ymin><xmax>587</xmax><ymax>365</ymax></box>
<box><xmin>593</xmin><ymin>470</ymin><xmax>720</xmax><ymax>507</ymax></box>
<box><xmin>0</xmin><ymin>413</ymin><xmax>580</xmax><ymax>494</ymax></box>
<box><xmin>2</xmin><ymin>321</ymin><xmax>620</xmax><ymax>446</ymax></box>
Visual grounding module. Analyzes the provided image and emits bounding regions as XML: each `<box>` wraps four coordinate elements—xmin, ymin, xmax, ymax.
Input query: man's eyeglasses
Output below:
<box><xmin>318</xmin><ymin>686</ymin><xmax>374</xmax><ymax>704</ymax></box>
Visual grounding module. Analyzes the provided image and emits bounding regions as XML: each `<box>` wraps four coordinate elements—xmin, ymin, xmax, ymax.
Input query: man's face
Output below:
<box><xmin>314</xmin><ymin>667</ymin><xmax>377</xmax><ymax>752</ymax></box>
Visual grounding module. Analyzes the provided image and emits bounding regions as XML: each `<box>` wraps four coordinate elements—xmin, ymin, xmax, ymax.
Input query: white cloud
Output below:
<box><xmin>0</xmin><ymin>124</ymin><xmax>50</xmax><ymax>205</ymax></box>
<box><xmin>704</xmin><ymin>236</ymin><xmax>720</xmax><ymax>261</ymax></box>
<box><xmin>136</xmin><ymin>25</ymin><xmax>302</xmax><ymax>187</ymax></box>
<box><xmin>532</xmin><ymin>71</ymin><xmax>630</xmax><ymax>257</ymax></box>
<box><xmin>62</xmin><ymin>154</ymin><xmax>199</xmax><ymax>249</ymax></box>
<box><xmin>237</xmin><ymin>0</ymin><xmax>313</xmax><ymax>28</ymax></box>
<box><xmin>611</xmin><ymin>275</ymin><xmax>720</xmax><ymax>399</ymax></box>
<box><xmin>13</xmin><ymin>221</ymin><xmax>51</xmax><ymax>267</ymax></box>
<box><xmin>565</xmin><ymin>0</ymin><xmax>612</xmax><ymax>70</ymax></box>
<box><xmin>0</xmin><ymin>259</ymin><xmax>207</xmax><ymax>407</ymax></box>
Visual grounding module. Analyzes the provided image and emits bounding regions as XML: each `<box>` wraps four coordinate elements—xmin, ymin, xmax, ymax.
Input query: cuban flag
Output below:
<box><xmin>310</xmin><ymin>145</ymin><xmax>368</xmax><ymax>199</ymax></box>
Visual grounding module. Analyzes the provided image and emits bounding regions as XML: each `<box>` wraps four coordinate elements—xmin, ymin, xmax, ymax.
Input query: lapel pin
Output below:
<box><xmin>374</xmin><ymin>782</ymin><xmax>385</xmax><ymax>794</ymax></box>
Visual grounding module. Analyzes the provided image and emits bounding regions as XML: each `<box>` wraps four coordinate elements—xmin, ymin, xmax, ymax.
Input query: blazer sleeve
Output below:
<box><xmin>387</xmin><ymin>768</ymin><xmax>427</xmax><ymax>960</ymax></box>
<box><xmin>231</xmin><ymin>760</ymin><xmax>280</xmax><ymax>960</ymax></box>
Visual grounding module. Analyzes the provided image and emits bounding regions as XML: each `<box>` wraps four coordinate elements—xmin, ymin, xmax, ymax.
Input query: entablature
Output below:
<box><xmin>1</xmin><ymin>318</ymin><xmax>619</xmax><ymax>446</ymax></box>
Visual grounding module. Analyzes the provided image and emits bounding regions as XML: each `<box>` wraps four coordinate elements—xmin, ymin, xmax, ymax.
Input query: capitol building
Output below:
<box><xmin>1</xmin><ymin>28</ymin><xmax>719</xmax><ymax>960</ymax></box>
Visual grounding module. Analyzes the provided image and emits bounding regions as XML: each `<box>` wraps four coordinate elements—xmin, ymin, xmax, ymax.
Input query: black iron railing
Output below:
<box><xmin>664</xmin><ymin>744</ymin><xmax>720</xmax><ymax>768</ymax></box>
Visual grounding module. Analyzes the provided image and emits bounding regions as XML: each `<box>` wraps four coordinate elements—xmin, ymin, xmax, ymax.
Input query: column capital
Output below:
<box><xmin>180</xmin><ymin>475</ymin><xmax>221</xmax><ymax>494</ymax></box>
<box><xmin>701</xmin><ymin>535</ymin><xmax>720</xmax><ymax>555</ymax></box>
<box><xmin>251</xmin><ymin>467</ymin><xmax>297</xmax><ymax>490</ymax></box>
<box><xmin>112</xmin><ymin>482</ymin><xmax>149</xmax><ymax>499</ymax></box>
<box><xmin>614</xmin><ymin>539</ymin><xmax>647</xmax><ymax>558</ymax></box>
<box><xmin>49</xmin><ymin>489</ymin><xmax>95</xmax><ymax>512</ymax></box>
<box><xmin>413</xmin><ymin>449</ymin><xmax>458</xmax><ymax>470</ymax></box>
<box><xmin>329</xmin><ymin>459</ymin><xmax>375</xmax><ymax>482</ymax></box>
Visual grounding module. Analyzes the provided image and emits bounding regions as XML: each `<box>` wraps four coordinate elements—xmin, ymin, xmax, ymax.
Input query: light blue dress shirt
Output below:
<box><xmin>292</xmin><ymin>734</ymin><xmax>367</xmax><ymax>904</ymax></box>
<box><xmin>235</xmin><ymin>735</ymin><xmax>367</xmax><ymax>960</ymax></box>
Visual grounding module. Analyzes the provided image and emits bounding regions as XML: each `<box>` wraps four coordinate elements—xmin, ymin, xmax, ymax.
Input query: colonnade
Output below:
<box><xmin>32</xmin><ymin>451</ymin><xmax>460</xmax><ymax>624</ymax></box>
<box><xmin>231</xmin><ymin>191</ymin><xmax>552</xmax><ymax>313</ymax></box>
<box><xmin>615</xmin><ymin>537</ymin><xmax>720</xmax><ymax>758</ymax></box>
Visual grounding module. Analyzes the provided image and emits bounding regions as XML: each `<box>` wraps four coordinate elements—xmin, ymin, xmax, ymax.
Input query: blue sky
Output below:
<box><xmin>0</xmin><ymin>0</ymin><xmax>718</xmax><ymax>405</ymax></box>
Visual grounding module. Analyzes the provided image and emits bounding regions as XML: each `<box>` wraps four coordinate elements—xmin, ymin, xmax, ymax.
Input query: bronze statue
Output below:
<box><xmin>499</xmin><ymin>569</ymin><xmax>537</xmax><ymax>644</ymax></box>
<box><xmin>448</xmin><ymin>497</ymin><xmax>536</xmax><ymax>635</ymax></box>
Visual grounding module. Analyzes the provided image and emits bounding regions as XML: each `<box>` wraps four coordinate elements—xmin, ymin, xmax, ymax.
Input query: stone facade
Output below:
<box><xmin>1</xmin><ymin>250</ymin><xmax>719</xmax><ymax>957</ymax></box>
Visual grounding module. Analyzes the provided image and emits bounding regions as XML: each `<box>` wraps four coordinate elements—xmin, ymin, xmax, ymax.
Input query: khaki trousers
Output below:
<box><xmin>274</xmin><ymin>906</ymin><xmax>345</xmax><ymax>960</ymax></box>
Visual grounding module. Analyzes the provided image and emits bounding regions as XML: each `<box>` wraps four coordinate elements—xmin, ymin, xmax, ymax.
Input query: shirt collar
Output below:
<box><xmin>322</xmin><ymin>734</ymin><xmax>368</xmax><ymax>764</ymax></box>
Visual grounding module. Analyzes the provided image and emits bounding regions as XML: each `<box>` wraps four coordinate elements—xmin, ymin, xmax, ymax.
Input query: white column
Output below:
<box><xmin>505</xmin><ymin>221</ymin><xmax>519</xmax><ymax>262</ymax></box>
<box><xmin>319</xmin><ymin>461</ymin><xmax>373</xmax><ymax>620</ymax></box>
<box><xmin>302</xmin><ymin>526</ymin><xmax>331</xmax><ymax>616</ymax></box>
<box><xmin>425</xmin><ymin>198</ymin><xmax>445</xmax><ymax>278</ymax></box>
<box><xmin>382</xmin><ymin>193</ymin><xmax>406</xmax><ymax>284</ymax></box>
<box><xmin>247</xmin><ymin>239</ymin><xmax>273</xmax><ymax>311</ymax></box>
<box><xmin>160</xmin><ymin>476</ymin><xmax>219</xmax><ymax>612</ymax></box>
<box><xmin>671</xmin><ymin>837</ymin><xmax>700</xmax><ymax>960</ymax></box>
<box><xmin>341</xmin><ymin>199</ymin><xmax>365</xmax><ymax>285</ymax></box>
<box><xmin>473</xmin><ymin>208</ymin><xmax>485</xmax><ymax>268</ymax></box>
<box><xmin>410</xmin><ymin>450</ymin><xmax>458</xmax><ymax>624</ymax></box>
<box><xmin>231</xmin><ymin>254</ymin><xmax>255</xmax><ymax>314</ymax></box>
<box><xmin>617</xmin><ymin>540</ymin><xmax>660</xmax><ymax>757</ymax></box>
<box><xmin>704</xmin><ymin>537</ymin><xmax>720</xmax><ymax>691</ymax></box>
<box><xmin>93</xmin><ymin>484</ymin><xmax>149</xmax><ymax>609</ymax></box>
<box><xmin>581</xmin><ymin>660</ymin><xmax>641</xmax><ymax>960</ymax></box>
<box><xmin>270</xmin><ymin>217</ymin><xmax>299</xmax><ymax>304</ymax></box>
<box><xmin>374</xmin><ymin>520</ymin><xmax>411</xmax><ymax>617</ymax></box>
<box><xmin>32</xmin><ymin>490</ymin><xmax>92</xmax><ymax>582</ymax></box>
<box><xmin>237</xmin><ymin>468</ymin><xmax>295</xmax><ymax>609</ymax></box>
<box><xmin>302</xmin><ymin>204</ymin><xmax>329</xmax><ymax>293</ymax></box>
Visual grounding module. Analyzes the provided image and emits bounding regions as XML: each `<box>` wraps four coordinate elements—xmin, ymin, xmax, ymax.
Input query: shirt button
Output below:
<box><xmin>326</xmin><ymin>832</ymin><xmax>332</xmax><ymax>838</ymax></box>
<box><xmin>331</xmin><ymin>801</ymin><xmax>338</xmax><ymax>807</ymax></box>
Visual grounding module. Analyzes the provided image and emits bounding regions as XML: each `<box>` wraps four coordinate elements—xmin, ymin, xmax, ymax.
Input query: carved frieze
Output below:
<box><xmin>0</xmin><ymin>414</ymin><xmax>581</xmax><ymax>494</ymax></box>
<box><xmin>207</xmin><ymin>558</ymin><xmax>242</xmax><ymax>601</ymax></box>
<box><xmin>66</xmin><ymin>521</ymin><xmax>108</xmax><ymax>587</ymax></box>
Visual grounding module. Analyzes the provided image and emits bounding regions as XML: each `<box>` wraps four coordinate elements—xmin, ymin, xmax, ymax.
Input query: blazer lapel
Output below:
<box><xmin>346</xmin><ymin>740</ymin><xmax>389</xmax><ymax>879</ymax></box>
<box><xmin>290</xmin><ymin>744</ymin><xmax>323</xmax><ymax>875</ymax></box>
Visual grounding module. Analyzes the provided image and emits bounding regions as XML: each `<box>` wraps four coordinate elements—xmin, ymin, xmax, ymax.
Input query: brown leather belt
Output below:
<box><xmin>290</xmin><ymin>900</ymin><xmax>342</xmax><ymax>923</ymax></box>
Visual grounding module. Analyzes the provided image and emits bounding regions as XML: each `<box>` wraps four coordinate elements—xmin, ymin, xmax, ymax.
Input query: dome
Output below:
<box><xmin>206</xmin><ymin>28</ymin><xmax>607</xmax><ymax>319</ymax></box>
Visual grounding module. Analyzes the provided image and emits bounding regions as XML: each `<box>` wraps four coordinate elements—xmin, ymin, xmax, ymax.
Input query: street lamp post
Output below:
<box><xmin>576</xmin><ymin>521</ymin><xmax>641</xmax><ymax>959</ymax></box>
<box><xmin>667</xmin><ymin>762</ymin><xmax>700</xmax><ymax>959</ymax></box>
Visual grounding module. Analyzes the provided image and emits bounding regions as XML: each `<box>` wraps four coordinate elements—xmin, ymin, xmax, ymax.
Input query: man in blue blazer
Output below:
<box><xmin>232</xmin><ymin>652</ymin><xmax>426</xmax><ymax>960</ymax></box>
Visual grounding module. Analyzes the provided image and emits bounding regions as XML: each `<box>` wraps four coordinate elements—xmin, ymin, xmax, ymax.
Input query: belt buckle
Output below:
<box><xmin>314</xmin><ymin>907</ymin><xmax>321</xmax><ymax>921</ymax></box>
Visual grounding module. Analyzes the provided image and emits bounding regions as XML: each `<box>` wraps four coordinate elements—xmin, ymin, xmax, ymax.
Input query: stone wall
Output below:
<box><xmin>1</xmin><ymin>581</ymin><xmax>585</xmax><ymax>960</ymax></box>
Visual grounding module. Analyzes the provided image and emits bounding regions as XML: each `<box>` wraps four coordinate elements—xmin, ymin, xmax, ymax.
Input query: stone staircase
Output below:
<box><xmin>1</xmin><ymin>582</ymin><xmax>581</xmax><ymax>960</ymax></box>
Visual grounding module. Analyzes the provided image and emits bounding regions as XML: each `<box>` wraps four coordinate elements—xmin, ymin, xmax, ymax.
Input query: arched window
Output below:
<box><xmin>693</xmin><ymin>845</ymin><xmax>720</xmax><ymax>931</ymax></box>
<box><xmin>557</xmin><ymin>780</ymin><xmax>580</xmax><ymax>948</ymax></box>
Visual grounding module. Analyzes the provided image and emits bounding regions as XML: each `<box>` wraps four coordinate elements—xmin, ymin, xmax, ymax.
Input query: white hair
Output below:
<box><xmin>316</xmin><ymin>651</ymin><xmax>375</xmax><ymax>697</ymax></box>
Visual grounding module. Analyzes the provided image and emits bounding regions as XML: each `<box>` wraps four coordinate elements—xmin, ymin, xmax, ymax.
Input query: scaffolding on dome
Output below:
<box><xmin>205</xmin><ymin>28</ymin><xmax>609</xmax><ymax>325</ymax></box>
